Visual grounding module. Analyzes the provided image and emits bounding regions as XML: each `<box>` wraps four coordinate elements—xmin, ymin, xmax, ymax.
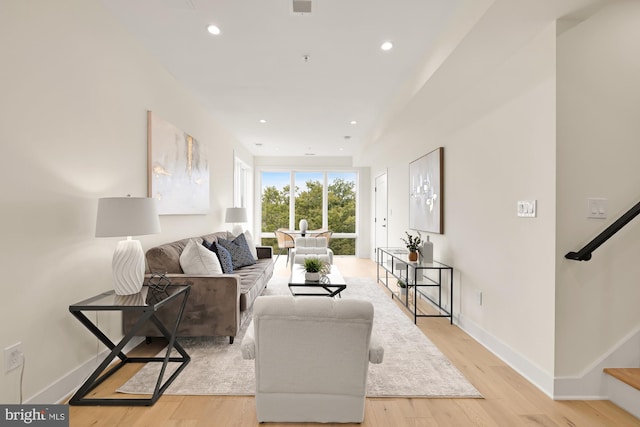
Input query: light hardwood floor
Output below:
<box><xmin>68</xmin><ymin>257</ymin><xmax>640</xmax><ymax>426</ymax></box>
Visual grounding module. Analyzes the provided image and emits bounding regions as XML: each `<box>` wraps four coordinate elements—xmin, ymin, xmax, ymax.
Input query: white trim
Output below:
<box><xmin>553</xmin><ymin>324</ymin><xmax>640</xmax><ymax>400</ymax></box>
<box><xmin>457</xmin><ymin>313</ymin><xmax>555</xmax><ymax>398</ymax></box>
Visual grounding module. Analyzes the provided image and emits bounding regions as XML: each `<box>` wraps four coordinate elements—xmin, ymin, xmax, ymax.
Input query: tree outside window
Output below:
<box><xmin>260</xmin><ymin>171</ymin><xmax>357</xmax><ymax>255</ymax></box>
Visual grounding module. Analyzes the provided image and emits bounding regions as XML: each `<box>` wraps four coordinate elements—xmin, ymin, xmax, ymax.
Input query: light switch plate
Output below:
<box><xmin>587</xmin><ymin>198</ymin><xmax>607</xmax><ymax>219</ymax></box>
<box><xmin>517</xmin><ymin>200</ymin><xmax>537</xmax><ymax>218</ymax></box>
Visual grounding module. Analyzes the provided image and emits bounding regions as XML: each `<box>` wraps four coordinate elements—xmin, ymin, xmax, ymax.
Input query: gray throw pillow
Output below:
<box><xmin>218</xmin><ymin>234</ymin><xmax>257</xmax><ymax>269</ymax></box>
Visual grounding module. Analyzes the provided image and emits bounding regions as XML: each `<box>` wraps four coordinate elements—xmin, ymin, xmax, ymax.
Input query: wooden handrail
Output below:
<box><xmin>565</xmin><ymin>200</ymin><xmax>640</xmax><ymax>261</ymax></box>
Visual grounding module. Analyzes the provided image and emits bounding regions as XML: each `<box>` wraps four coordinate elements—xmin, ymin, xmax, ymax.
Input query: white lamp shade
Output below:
<box><xmin>225</xmin><ymin>207</ymin><xmax>248</xmax><ymax>223</ymax></box>
<box><xmin>96</xmin><ymin>197</ymin><xmax>161</xmax><ymax>237</ymax></box>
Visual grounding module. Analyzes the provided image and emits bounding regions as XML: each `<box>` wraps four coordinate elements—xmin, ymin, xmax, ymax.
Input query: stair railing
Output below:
<box><xmin>565</xmin><ymin>200</ymin><xmax>640</xmax><ymax>261</ymax></box>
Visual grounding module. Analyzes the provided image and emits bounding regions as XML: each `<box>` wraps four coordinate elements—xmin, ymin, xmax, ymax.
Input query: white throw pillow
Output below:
<box><xmin>244</xmin><ymin>230</ymin><xmax>259</xmax><ymax>260</ymax></box>
<box><xmin>180</xmin><ymin>239</ymin><xmax>223</xmax><ymax>274</ymax></box>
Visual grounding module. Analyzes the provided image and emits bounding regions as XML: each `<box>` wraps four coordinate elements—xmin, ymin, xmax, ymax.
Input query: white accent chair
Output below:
<box><xmin>289</xmin><ymin>236</ymin><xmax>333</xmax><ymax>267</ymax></box>
<box><xmin>240</xmin><ymin>295</ymin><xmax>384</xmax><ymax>423</ymax></box>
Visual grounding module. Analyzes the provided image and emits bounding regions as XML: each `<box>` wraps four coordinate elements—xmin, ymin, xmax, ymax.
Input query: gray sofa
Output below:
<box><xmin>123</xmin><ymin>232</ymin><xmax>274</xmax><ymax>344</ymax></box>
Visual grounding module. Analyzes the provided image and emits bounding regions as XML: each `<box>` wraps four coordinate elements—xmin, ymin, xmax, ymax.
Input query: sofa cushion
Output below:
<box><xmin>205</xmin><ymin>241</ymin><xmax>234</xmax><ymax>273</ymax></box>
<box><xmin>180</xmin><ymin>239</ymin><xmax>223</xmax><ymax>275</ymax></box>
<box><xmin>237</xmin><ymin>258</ymin><xmax>274</xmax><ymax>311</ymax></box>
<box><xmin>218</xmin><ymin>234</ymin><xmax>256</xmax><ymax>269</ymax></box>
<box><xmin>243</xmin><ymin>230</ymin><xmax>259</xmax><ymax>260</ymax></box>
<box><xmin>146</xmin><ymin>237</ymin><xmax>196</xmax><ymax>274</ymax></box>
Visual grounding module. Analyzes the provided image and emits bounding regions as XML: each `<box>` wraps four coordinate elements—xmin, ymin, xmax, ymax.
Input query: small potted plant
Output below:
<box><xmin>397</xmin><ymin>278</ymin><xmax>408</xmax><ymax>297</ymax></box>
<box><xmin>303</xmin><ymin>257</ymin><xmax>330</xmax><ymax>282</ymax></box>
<box><xmin>401</xmin><ymin>231</ymin><xmax>423</xmax><ymax>262</ymax></box>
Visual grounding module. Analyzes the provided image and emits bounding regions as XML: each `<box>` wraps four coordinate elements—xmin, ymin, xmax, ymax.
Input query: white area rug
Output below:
<box><xmin>117</xmin><ymin>277</ymin><xmax>481</xmax><ymax>398</ymax></box>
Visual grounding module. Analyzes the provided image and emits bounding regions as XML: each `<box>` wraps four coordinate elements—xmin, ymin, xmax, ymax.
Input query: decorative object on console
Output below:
<box><xmin>299</xmin><ymin>218</ymin><xmax>308</xmax><ymax>236</ymax></box>
<box><xmin>303</xmin><ymin>257</ymin><xmax>330</xmax><ymax>282</ymax></box>
<box><xmin>397</xmin><ymin>278</ymin><xmax>408</xmax><ymax>297</ymax></box>
<box><xmin>225</xmin><ymin>207</ymin><xmax>248</xmax><ymax>235</ymax></box>
<box><xmin>147</xmin><ymin>111</ymin><xmax>209</xmax><ymax>215</ymax></box>
<box><xmin>401</xmin><ymin>231</ymin><xmax>423</xmax><ymax>262</ymax></box>
<box><xmin>420</xmin><ymin>235</ymin><xmax>433</xmax><ymax>263</ymax></box>
<box><xmin>409</xmin><ymin>147</ymin><xmax>443</xmax><ymax>234</ymax></box>
<box><xmin>148</xmin><ymin>272</ymin><xmax>171</xmax><ymax>292</ymax></box>
<box><xmin>95</xmin><ymin>196</ymin><xmax>161</xmax><ymax>295</ymax></box>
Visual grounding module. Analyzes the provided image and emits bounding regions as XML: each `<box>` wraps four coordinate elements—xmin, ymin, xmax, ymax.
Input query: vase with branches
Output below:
<box><xmin>401</xmin><ymin>231</ymin><xmax>423</xmax><ymax>261</ymax></box>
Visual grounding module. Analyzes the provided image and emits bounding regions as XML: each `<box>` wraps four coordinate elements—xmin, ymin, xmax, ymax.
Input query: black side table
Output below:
<box><xmin>68</xmin><ymin>285</ymin><xmax>191</xmax><ymax>406</ymax></box>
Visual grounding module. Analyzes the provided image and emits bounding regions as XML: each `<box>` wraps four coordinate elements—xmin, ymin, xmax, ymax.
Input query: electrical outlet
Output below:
<box><xmin>4</xmin><ymin>342</ymin><xmax>24</xmax><ymax>373</ymax></box>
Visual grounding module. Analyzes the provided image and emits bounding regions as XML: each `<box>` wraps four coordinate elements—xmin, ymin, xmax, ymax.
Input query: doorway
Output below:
<box><xmin>374</xmin><ymin>173</ymin><xmax>388</xmax><ymax>258</ymax></box>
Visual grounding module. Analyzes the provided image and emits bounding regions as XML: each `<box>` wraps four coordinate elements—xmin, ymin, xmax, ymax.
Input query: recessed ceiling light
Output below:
<box><xmin>207</xmin><ymin>24</ymin><xmax>221</xmax><ymax>35</ymax></box>
<box><xmin>381</xmin><ymin>41</ymin><xmax>393</xmax><ymax>51</ymax></box>
<box><xmin>350</xmin><ymin>120</ymin><xmax>357</xmax><ymax>125</ymax></box>
<box><xmin>259</xmin><ymin>119</ymin><xmax>267</xmax><ymax>124</ymax></box>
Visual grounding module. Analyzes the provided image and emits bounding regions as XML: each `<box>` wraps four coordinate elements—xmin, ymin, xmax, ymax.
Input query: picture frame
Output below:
<box><xmin>409</xmin><ymin>147</ymin><xmax>443</xmax><ymax>234</ymax></box>
<box><xmin>147</xmin><ymin>111</ymin><xmax>209</xmax><ymax>215</ymax></box>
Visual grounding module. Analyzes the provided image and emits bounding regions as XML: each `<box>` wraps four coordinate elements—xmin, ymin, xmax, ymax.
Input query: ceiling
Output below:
<box><xmin>99</xmin><ymin>0</ymin><xmax>463</xmax><ymax>158</ymax></box>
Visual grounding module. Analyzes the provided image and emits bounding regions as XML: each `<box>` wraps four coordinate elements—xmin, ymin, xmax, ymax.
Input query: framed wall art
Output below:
<box><xmin>409</xmin><ymin>147</ymin><xmax>443</xmax><ymax>234</ymax></box>
<box><xmin>147</xmin><ymin>111</ymin><xmax>209</xmax><ymax>215</ymax></box>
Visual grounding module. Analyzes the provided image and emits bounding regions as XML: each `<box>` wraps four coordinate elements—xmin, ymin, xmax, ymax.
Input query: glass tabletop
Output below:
<box><xmin>69</xmin><ymin>285</ymin><xmax>190</xmax><ymax>311</ymax></box>
<box><xmin>378</xmin><ymin>247</ymin><xmax>452</xmax><ymax>269</ymax></box>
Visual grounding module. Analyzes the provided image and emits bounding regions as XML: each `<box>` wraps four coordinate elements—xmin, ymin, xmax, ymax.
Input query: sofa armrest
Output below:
<box><xmin>369</xmin><ymin>333</ymin><xmax>384</xmax><ymax>364</ymax></box>
<box><xmin>241</xmin><ymin>320</ymin><xmax>256</xmax><ymax>360</ymax></box>
<box><xmin>256</xmin><ymin>245</ymin><xmax>273</xmax><ymax>259</ymax></box>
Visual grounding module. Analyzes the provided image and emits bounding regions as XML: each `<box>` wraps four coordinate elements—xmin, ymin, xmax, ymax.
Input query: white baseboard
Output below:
<box><xmin>553</xmin><ymin>325</ymin><xmax>640</xmax><ymax>400</ymax></box>
<box><xmin>26</xmin><ymin>336</ymin><xmax>145</xmax><ymax>404</ymax></box>
<box><xmin>457</xmin><ymin>313</ymin><xmax>555</xmax><ymax>398</ymax></box>
<box><xmin>459</xmin><ymin>314</ymin><xmax>640</xmax><ymax>401</ymax></box>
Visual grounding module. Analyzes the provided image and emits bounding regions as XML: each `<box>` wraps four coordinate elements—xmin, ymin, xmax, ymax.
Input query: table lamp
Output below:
<box><xmin>95</xmin><ymin>196</ymin><xmax>161</xmax><ymax>295</ymax></box>
<box><xmin>225</xmin><ymin>207</ymin><xmax>248</xmax><ymax>235</ymax></box>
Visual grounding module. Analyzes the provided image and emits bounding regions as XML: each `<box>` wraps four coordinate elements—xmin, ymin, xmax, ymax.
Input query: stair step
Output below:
<box><xmin>603</xmin><ymin>368</ymin><xmax>640</xmax><ymax>391</ymax></box>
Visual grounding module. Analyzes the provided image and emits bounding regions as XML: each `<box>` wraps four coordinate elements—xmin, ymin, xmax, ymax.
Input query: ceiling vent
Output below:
<box><xmin>292</xmin><ymin>0</ymin><xmax>312</xmax><ymax>14</ymax></box>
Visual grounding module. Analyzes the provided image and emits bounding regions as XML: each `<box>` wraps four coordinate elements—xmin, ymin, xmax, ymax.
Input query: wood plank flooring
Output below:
<box><xmin>68</xmin><ymin>257</ymin><xmax>640</xmax><ymax>426</ymax></box>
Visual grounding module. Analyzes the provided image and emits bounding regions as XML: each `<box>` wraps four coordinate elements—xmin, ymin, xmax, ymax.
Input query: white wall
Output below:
<box><xmin>0</xmin><ymin>0</ymin><xmax>241</xmax><ymax>403</ymax></box>
<box><xmin>360</xmin><ymin>0</ymin><xmax>640</xmax><ymax>398</ymax></box>
<box><xmin>358</xmin><ymin>1</ymin><xmax>560</xmax><ymax>395</ymax></box>
<box><xmin>556</xmin><ymin>0</ymin><xmax>640</xmax><ymax>380</ymax></box>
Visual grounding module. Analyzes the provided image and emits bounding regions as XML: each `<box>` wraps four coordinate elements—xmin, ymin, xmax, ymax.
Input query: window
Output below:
<box><xmin>260</xmin><ymin>170</ymin><xmax>357</xmax><ymax>255</ymax></box>
<box><xmin>295</xmin><ymin>172</ymin><xmax>323</xmax><ymax>230</ymax></box>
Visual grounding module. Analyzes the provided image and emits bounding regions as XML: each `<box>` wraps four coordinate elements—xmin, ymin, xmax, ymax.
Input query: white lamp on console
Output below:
<box><xmin>95</xmin><ymin>196</ymin><xmax>161</xmax><ymax>295</ymax></box>
<box><xmin>225</xmin><ymin>207</ymin><xmax>248</xmax><ymax>235</ymax></box>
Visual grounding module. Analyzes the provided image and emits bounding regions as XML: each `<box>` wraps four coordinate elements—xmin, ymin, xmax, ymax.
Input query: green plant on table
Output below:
<box><xmin>303</xmin><ymin>257</ymin><xmax>331</xmax><ymax>275</ymax></box>
<box><xmin>401</xmin><ymin>231</ymin><xmax>423</xmax><ymax>253</ymax></box>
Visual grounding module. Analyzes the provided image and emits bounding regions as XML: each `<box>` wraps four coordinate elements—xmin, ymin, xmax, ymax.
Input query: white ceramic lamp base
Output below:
<box><xmin>112</xmin><ymin>238</ymin><xmax>145</xmax><ymax>295</ymax></box>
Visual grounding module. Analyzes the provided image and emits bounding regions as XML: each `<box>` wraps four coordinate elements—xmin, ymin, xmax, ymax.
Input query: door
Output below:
<box><xmin>374</xmin><ymin>173</ymin><xmax>388</xmax><ymax>258</ymax></box>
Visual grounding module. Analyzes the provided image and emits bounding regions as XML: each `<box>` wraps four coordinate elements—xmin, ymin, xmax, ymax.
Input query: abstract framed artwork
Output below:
<box><xmin>147</xmin><ymin>111</ymin><xmax>209</xmax><ymax>215</ymax></box>
<box><xmin>409</xmin><ymin>147</ymin><xmax>443</xmax><ymax>234</ymax></box>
